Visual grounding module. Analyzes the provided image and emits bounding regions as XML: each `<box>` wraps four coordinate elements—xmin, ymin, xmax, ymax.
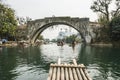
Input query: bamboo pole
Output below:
<box><xmin>50</xmin><ymin>65</ymin><xmax>85</xmax><ymax>68</ymax></box>
<box><xmin>47</xmin><ymin>64</ymin><xmax>53</xmax><ymax>80</ymax></box>
<box><xmin>83</xmin><ymin>68</ymin><xmax>92</xmax><ymax>80</ymax></box>
<box><xmin>56</xmin><ymin>58</ymin><xmax>61</xmax><ymax>80</ymax></box>
<box><xmin>56</xmin><ymin>66</ymin><xmax>60</xmax><ymax>80</ymax></box>
<box><xmin>73</xmin><ymin>59</ymin><xmax>77</xmax><ymax>65</ymax></box>
<box><xmin>81</xmin><ymin>64</ymin><xmax>92</xmax><ymax>80</ymax></box>
<box><xmin>58</xmin><ymin>58</ymin><xmax>61</xmax><ymax>65</ymax></box>
<box><xmin>52</xmin><ymin>64</ymin><xmax>57</xmax><ymax>80</ymax></box>
<box><xmin>79</xmin><ymin>67</ymin><xmax>88</xmax><ymax>80</ymax></box>
<box><xmin>73</xmin><ymin>59</ymin><xmax>83</xmax><ymax>80</ymax></box>
<box><xmin>64</xmin><ymin>63</ymin><xmax>69</xmax><ymax>80</ymax></box>
<box><xmin>76</xmin><ymin>67</ymin><xmax>83</xmax><ymax>80</ymax></box>
<box><xmin>68</xmin><ymin>64</ymin><xmax>74</xmax><ymax>80</ymax></box>
<box><xmin>72</xmin><ymin>67</ymin><xmax>78</xmax><ymax>80</ymax></box>
<box><xmin>61</xmin><ymin>64</ymin><xmax>65</xmax><ymax>80</ymax></box>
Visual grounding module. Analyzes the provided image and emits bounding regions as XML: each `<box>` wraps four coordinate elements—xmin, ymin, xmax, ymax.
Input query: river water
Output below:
<box><xmin>0</xmin><ymin>43</ymin><xmax>120</xmax><ymax>80</ymax></box>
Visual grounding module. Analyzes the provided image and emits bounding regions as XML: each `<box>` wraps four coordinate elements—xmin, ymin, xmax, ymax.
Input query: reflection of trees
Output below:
<box><xmin>17</xmin><ymin>46</ymin><xmax>51</xmax><ymax>71</ymax></box>
<box><xmin>77</xmin><ymin>44</ymin><xmax>95</xmax><ymax>65</ymax></box>
<box><xmin>0</xmin><ymin>46</ymin><xmax>51</xmax><ymax>80</ymax></box>
<box><xmin>77</xmin><ymin>45</ymin><xmax>120</xmax><ymax>79</ymax></box>
<box><xmin>0</xmin><ymin>45</ymin><xmax>120</xmax><ymax>80</ymax></box>
<box><xmin>0</xmin><ymin>47</ymin><xmax>18</xmax><ymax>80</ymax></box>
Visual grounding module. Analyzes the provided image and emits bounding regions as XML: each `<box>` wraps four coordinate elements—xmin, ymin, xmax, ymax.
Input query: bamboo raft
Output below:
<box><xmin>47</xmin><ymin>58</ymin><xmax>92</xmax><ymax>80</ymax></box>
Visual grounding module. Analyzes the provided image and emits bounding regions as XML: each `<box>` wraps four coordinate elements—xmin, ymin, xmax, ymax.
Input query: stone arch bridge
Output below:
<box><xmin>26</xmin><ymin>17</ymin><xmax>94</xmax><ymax>44</ymax></box>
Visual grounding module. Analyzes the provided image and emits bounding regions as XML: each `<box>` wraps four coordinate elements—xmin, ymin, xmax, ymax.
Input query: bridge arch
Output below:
<box><xmin>27</xmin><ymin>17</ymin><xmax>91</xmax><ymax>44</ymax></box>
<box><xmin>31</xmin><ymin>22</ymin><xmax>85</xmax><ymax>43</ymax></box>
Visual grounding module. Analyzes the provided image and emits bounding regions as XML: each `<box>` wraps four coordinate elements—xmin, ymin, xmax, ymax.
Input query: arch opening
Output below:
<box><xmin>30</xmin><ymin>22</ymin><xmax>86</xmax><ymax>44</ymax></box>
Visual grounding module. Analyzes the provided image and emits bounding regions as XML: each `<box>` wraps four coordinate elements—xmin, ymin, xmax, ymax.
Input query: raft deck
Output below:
<box><xmin>47</xmin><ymin>58</ymin><xmax>92</xmax><ymax>80</ymax></box>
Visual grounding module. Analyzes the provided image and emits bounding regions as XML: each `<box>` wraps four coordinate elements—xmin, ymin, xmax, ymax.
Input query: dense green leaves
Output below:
<box><xmin>65</xmin><ymin>35</ymin><xmax>76</xmax><ymax>43</ymax></box>
<box><xmin>110</xmin><ymin>16</ymin><xmax>120</xmax><ymax>40</ymax></box>
<box><xmin>0</xmin><ymin>2</ymin><xmax>17</xmax><ymax>39</ymax></box>
<box><xmin>98</xmin><ymin>14</ymin><xmax>109</xmax><ymax>27</ymax></box>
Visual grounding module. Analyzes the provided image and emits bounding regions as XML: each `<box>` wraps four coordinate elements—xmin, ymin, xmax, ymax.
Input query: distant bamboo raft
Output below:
<box><xmin>47</xmin><ymin>58</ymin><xmax>92</xmax><ymax>80</ymax></box>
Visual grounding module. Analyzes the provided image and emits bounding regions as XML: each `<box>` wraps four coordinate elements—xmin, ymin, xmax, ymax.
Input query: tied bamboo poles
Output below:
<box><xmin>47</xmin><ymin>58</ymin><xmax>92</xmax><ymax>80</ymax></box>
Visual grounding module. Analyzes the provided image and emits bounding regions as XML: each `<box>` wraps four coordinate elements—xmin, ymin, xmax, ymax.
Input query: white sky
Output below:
<box><xmin>41</xmin><ymin>25</ymin><xmax>78</xmax><ymax>40</ymax></box>
<box><xmin>5</xmin><ymin>0</ymin><xmax>98</xmax><ymax>21</ymax></box>
<box><xmin>4</xmin><ymin>0</ymin><xmax>99</xmax><ymax>40</ymax></box>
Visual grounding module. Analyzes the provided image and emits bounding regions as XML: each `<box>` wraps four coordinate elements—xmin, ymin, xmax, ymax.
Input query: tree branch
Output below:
<box><xmin>112</xmin><ymin>0</ymin><xmax>120</xmax><ymax>17</ymax></box>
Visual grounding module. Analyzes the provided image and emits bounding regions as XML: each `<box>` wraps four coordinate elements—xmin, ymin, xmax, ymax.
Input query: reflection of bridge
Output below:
<box><xmin>26</xmin><ymin>17</ymin><xmax>99</xmax><ymax>44</ymax></box>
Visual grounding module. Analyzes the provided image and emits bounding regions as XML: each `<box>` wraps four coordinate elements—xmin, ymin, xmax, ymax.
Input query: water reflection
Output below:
<box><xmin>77</xmin><ymin>45</ymin><xmax>120</xmax><ymax>80</ymax></box>
<box><xmin>0</xmin><ymin>44</ymin><xmax>120</xmax><ymax>80</ymax></box>
<box><xmin>0</xmin><ymin>47</ymin><xmax>18</xmax><ymax>80</ymax></box>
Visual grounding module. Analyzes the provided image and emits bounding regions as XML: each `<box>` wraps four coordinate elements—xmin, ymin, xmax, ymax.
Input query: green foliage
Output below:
<box><xmin>110</xmin><ymin>16</ymin><xmax>120</xmax><ymax>28</ymax></box>
<box><xmin>65</xmin><ymin>35</ymin><xmax>76</xmax><ymax>43</ymax></box>
<box><xmin>91</xmin><ymin>0</ymin><xmax>120</xmax><ymax>43</ymax></box>
<box><xmin>98</xmin><ymin>14</ymin><xmax>109</xmax><ymax>27</ymax></box>
<box><xmin>110</xmin><ymin>16</ymin><xmax>120</xmax><ymax>40</ymax></box>
<box><xmin>0</xmin><ymin>3</ymin><xmax>17</xmax><ymax>38</ymax></box>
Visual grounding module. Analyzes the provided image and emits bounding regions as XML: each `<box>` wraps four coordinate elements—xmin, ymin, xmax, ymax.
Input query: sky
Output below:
<box><xmin>41</xmin><ymin>25</ymin><xmax>78</xmax><ymax>40</ymax></box>
<box><xmin>4</xmin><ymin>0</ymin><xmax>98</xmax><ymax>40</ymax></box>
<box><xmin>4</xmin><ymin>0</ymin><xmax>98</xmax><ymax>21</ymax></box>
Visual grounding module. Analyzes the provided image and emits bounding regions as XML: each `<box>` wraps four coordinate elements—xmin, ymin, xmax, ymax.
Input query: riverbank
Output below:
<box><xmin>91</xmin><ymin>43</ymin><xmax>113</xmax><ymax>47</ymax></box>
<box><xmin>1</xmin><ymin>41</ymin><xmax>120</xmax><ymax>48</ymax></box>
<box><xmin>0</xmin><ymin>41</ymin><xmax>41</xmax><ymax>47</ymax></box>
<box><xmin>91</xmin><ymin>41</ymin><xmax>120</xmax><ymax>47</ymax></box>
<box><xmin>0</xmin><ymin>41</ymin><xmax>18</xmax><ymax>47</ymax></box>
<box><xmin>0</xmin><ymin>41</ymin><xmax>30</xmax><ymax>47</ymax></box>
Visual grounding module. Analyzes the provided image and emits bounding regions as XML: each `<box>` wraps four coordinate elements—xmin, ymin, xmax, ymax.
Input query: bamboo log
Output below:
<box><xmin>58</xmin><ymin>58</ymin><xmax>61</xmax><ymax>65</ymax></box>
<box><xmin>82</xmin><ymin>68</ymin><xmax>92</xmax><ymax>80</ymax></box>
<box><xmin>79</xmin><ymin>68</ymin><xmax>88</xmax><ymax>80</ymax></box>
<box><xmin>73</xmin><ymin>59</ymin><xmax>83</xmax><ymax>80</ymax></box>
<box><xmin>72</xmin><ymin>67</ymin><xmax>78</xmax><ymax>80</ymax></box>
<box><xmin>56</xmin><ymin>67</ymin><xmax>60</xmax><ymax>80</ymax></box>
<box><xmin>61</xmin><ymin>64</ymin><xmax>65</xmax><ymax>80</ymax></box>
<box><xmin>50</xmin><ymin>64</ymin><xmax>85</xmax><ymax>68</ymax></box>
<box><xmin>52</xmin><ymin>65</ymin><xmax>57</xmax><ymax>80</ymax></box>
<box><xmin>80</xmin><ymin>64</ymin><xmax>92</xmax><ymax>80</ymax></box>
<box><xmin>73</xmin><ymin>59</ymin><xmax>77</xmax><ymax>65</ymax></box>
<box><xmin>68</xmin><ymin>64</ymin><xmax>74</xmax><ymax>80</ymax></box>
<box><xmin>76</xmin><ymin>67</ymin><xmax>83</xmax><ymax>80</ymax></box>
<box><xmin>47</xmin><ymin>65</ymin><xmax>53</xmax><ymax>80</ymax></box>
<box><xmin>64</xmin><ymin>64</ymin><xmax>69</xmax><ymax>80</ymax></box>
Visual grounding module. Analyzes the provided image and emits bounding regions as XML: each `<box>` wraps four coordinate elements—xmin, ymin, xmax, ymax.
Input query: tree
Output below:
<box><xmin>111</xmin><ymin>0</ymin><xmax>120</xmax><ymax>17</ymax></box>
<box><xmin>91</xmin><ymin>0</ymin><xmax>120</xmax><ymax>22</ymax></box>
<box><xmin>65</xmin><ymin>35</ymin><xmax>76</xmax><ymax>43</ymax></box>
<box><xmin>90</xmin><ymin>0</ymin><xmax>120</xmax><ymax>43</ymax></box>
<box><xmin>110</xmin><ymin>16</ymin><xmax>120</xmax><ymax>40</ymax></box>
<box><xmin>0</xmin><ymin>2</ymin><xmax>17</xmax><ymax>39</ymax></box>
<box><xmin>109</xmin><ymin>15</ymin><xmax>120</xmax><ymax>46</ymax></box>
<box><xmin>98</xmin><ymin>14</ymin><xmax>108</xmax><ymax>27</ymax></box>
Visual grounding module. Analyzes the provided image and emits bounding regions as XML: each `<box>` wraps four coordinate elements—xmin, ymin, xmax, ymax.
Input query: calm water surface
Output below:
<box><xmin>0</xmin><ymin>43</ymin><xmax>120</xmax><ymax>80</ymax></box>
